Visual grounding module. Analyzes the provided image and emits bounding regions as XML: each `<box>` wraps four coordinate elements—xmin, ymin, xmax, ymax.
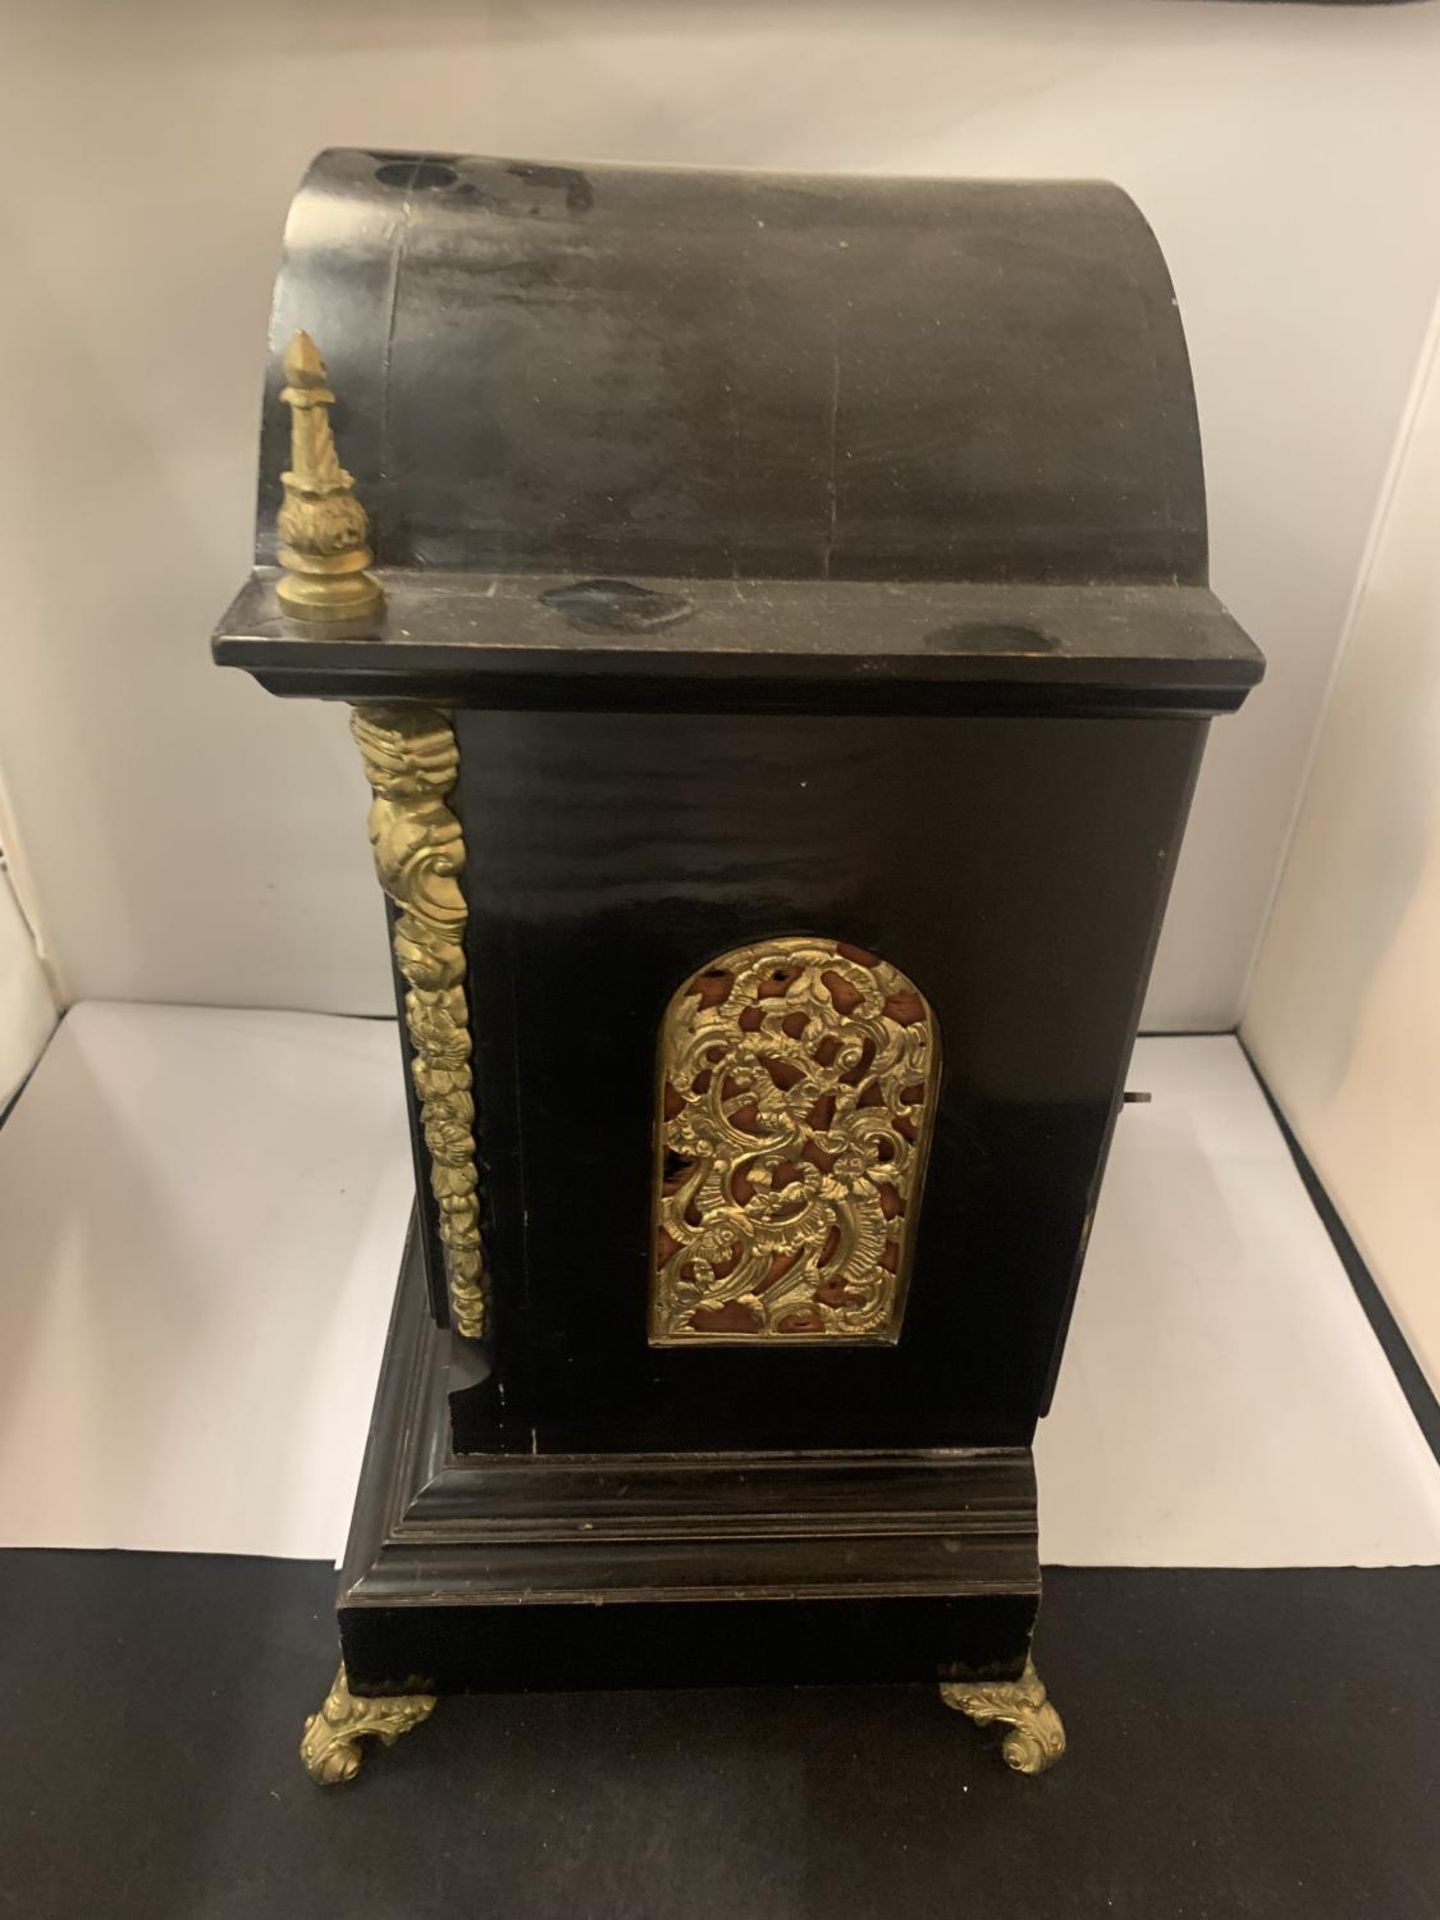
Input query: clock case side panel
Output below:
<box><xmin>448</xmin><ymin>706</ymin><xmax>1209</xmax><ymax>1458</ymax></box>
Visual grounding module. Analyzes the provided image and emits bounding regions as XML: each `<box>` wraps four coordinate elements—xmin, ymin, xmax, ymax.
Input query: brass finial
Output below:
<box><xmin>275</xmin><ymin>330</ymin><xmax>385</xmax><ymax>624</ymax></box>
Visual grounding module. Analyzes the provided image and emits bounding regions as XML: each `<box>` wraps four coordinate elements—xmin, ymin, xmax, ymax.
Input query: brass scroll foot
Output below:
<box><xmin>300</xmin><ymin>1663</ymin><xmax>436</xmax><ymax>1784</ymax></box>
<box><xmin>940</xmin><ymin>1657</ymin><xmax>1067</xmax><ymax>1775</ymax></box>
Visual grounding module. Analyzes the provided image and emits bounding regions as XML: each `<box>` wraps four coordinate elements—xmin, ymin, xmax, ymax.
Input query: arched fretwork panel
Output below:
<box><xmin>650</xmin><ymin>936</ymin><xmax>940</xmax><ymax>1345</ymax></box>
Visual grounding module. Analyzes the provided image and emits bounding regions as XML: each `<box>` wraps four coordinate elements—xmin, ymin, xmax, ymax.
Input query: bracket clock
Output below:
<box><xmin>212</xmin><ymin>149</ymin><xmax>1264</xmax><ymax>1783</ymax></box>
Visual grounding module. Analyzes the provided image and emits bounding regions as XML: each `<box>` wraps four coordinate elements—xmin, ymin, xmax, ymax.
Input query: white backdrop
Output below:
<box><xmin>4</xmin><ymin>0</ymin><xmax>1440</xmax><ymax>1027</ymax></box>
<box><xmin>1246</xmin><ymin>286</ymin><xmax>1440</xmax><ymax>1399</ymax></box>
<box><xmin>0</xmin><ymin>869</ymin><xmax>55</xmax><ymax>1107</ymax></box>
<box><xmin>9</xmin><ymin>1009</ymin><xmax>1440</xmax><ymax>1565</ymax></box>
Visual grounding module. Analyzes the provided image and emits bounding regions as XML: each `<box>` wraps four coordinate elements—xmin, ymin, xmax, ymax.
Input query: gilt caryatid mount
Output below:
<box><xmin>349</xmin><ymin>705</ymin><xmax>487</xmax><ymax>1340</ymax></box>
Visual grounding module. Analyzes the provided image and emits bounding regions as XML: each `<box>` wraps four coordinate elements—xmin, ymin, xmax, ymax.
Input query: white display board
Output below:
<box><xmin>0</xmin><ymin>1004</ymin><xmax>412</xmax><ymax>1561</ymax></box>
<box><xmin>3</xmin><ymin>2</ymin><xmax>1440</xmax><ymax>1029</ymax></box>
<box><xmin>2</xmin><ymin>1006</ymin><xmax>1437</xmax><ymax>1568</ymax></box>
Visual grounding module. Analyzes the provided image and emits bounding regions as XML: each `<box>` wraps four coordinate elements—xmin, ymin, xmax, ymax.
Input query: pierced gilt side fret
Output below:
<box><xmin>650</xmin><ymin>936</ymin><xmax>940</xmax><ymax>1344</ymax></box>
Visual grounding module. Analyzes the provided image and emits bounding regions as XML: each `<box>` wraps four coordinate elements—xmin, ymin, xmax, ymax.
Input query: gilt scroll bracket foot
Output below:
<box><xmin>940</xmin><ymin>1657</ymin><xmax>1067</xmax><ymax>1775</ymax></box>
<box><xmin>300</xmin><ymin>1662</ymin><xmax>436</xmax><ymax>1785</ymax></box>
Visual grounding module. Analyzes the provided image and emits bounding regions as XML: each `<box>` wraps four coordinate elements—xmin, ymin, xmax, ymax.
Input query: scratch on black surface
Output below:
<box><xmin>506</xmin><ymin>163</ymin><xmax>595</xmax><ymax>215</ymax></box>
<box><xmin>375</xmin><ymin>162</ymin><xmax>421</xmax><ymax>557</ymax></box>
<box><xmin>823</xmin><ymin>343</ymin><xmax>841</xmax><ymax>580</ymax></box>
<box><xmin>540</xmin><ymin>578</ymin><xmax>694</xmax><ymax>635</ymax></box>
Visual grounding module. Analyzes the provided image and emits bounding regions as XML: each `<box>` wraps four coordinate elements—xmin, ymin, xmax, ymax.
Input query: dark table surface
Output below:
<box><xmin>3</xmin><ymin>1552</ymin><xmax>1436</xmax><ymax>1919</ymax></box>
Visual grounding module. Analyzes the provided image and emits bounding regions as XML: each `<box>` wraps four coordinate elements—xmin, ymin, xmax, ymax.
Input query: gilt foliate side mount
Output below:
<box><xmin>351</xmin><ymin>704</ymin><xmax>488</xmax><ymax>1339</ymax></box>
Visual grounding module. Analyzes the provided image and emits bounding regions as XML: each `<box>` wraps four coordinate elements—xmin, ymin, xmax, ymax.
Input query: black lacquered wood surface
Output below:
<box><xmin>251</xmin><ymin>153</ymin><xmax>1208</xmax><ymax>590</ymax></box>
<box><xmin>451</xmin><ymin>707</ymin><xmax>1205</xmax><ymax>1455</ymax></box>
<box><xmin>216</xmin><ymin>572</ymin><xmax>1262</xmax><ymax>716</ymax></box>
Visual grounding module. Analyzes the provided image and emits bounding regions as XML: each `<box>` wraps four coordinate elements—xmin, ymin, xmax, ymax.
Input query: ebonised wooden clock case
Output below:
<box><xmin>214</xmin><ymin>148</ymin><xmax>1263</xmax><ymax>1781</ymax></box>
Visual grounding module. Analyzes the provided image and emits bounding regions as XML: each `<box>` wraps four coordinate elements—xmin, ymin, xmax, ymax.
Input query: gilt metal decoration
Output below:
<box><xmin>651</xmin><ymin>936</ymin><xmax>938</xmax><ymax>1343</ymax></box>
<box><xmin>301</xmin><ymin>1664</ymin><xmax>436</xmax><ymax>1784</ymax></box>
<box><xmin>276</xmin><ymin>329</ymin><xmax>384</xmax><ymax>623</ymax></box>
<box><xmin>351</xmin><ymin>705</ymin><xmax>487</xmax><ymax>1338</ymax></box>
<box><xmin>940</xmin><ymin>1659</ymin><xmax>1067</xmax><ymax>1774</ymax></box>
